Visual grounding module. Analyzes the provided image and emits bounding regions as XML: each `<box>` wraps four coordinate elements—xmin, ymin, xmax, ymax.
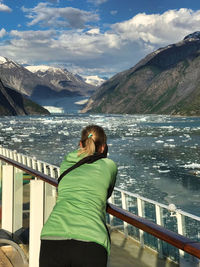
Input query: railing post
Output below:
<box><xmin>2</xmin><ymin>148</ymin><xmax>6</xmax><ymax>157</ymax></box>
<box><xmin>121</xmin><ymin>192</ymin><xmax>128</xmax><ymax>235</ymax></box>
<box><xmin>137</xmin><ymin>197</ymin><xmax>144</xmax><ymax>247</ymax></box>
<box><xmin>22</xmin><ymin>155</ymin><xmax>26</xmax><ymax>165</ymax></box>
<box><xmin>32</xmin><ymin>157</ymin><xmax>37</xmax><ymax>170</ymax></box>
<box><xmin>176</xmin><ymin>212</ymin><xmax>189</xmax><ymax>266</ymax></box>
<box><xmin>2</xmin><ymin>165</ymin><xmax>23</xmax><ymax>233</ymax></box>
<box><xmin>44</xmin><ymin>183</ymin><xmax>57</xmax><ymax>223</ymax></box>
<box><xmin>13</xmin><ymin>150</ymin><xmax>18</xmax><ymax>161</ymax></box>
<box><xmin>38</xmin><ymin>161</ymin><xmax>42</xmax><ymax>172</ymax></box>
<box><xmin>17</xmin><ymin>153</ymin><xmax>22</xmax><ymax>163</ymax></box>
<box><xmin>9</xmin><ymin>150</ymin><xmax>14</xmax><ymax>159</ymax></box>
<box><xmin>108</xmin><ymin>193</ymin><xmax>115</xmax><ymax>226</ymax></box>
<box><xmin>27</xmin><ymin>157</ymin><xmax>32</xmax><ymax>168</ymax></box>
<box><xmin>5</xmin><ymin>149</ymin><xmax>9</xmax><ymax>158</ymax></box>
<box><xmin>43</xmin><ymin>163</ymin><xmax>48</xmax><ymax>175</ymax></box>
<box><xmin>155</xmin><ymin>204</ymin><xmax>164</xmax><ymax>258</ymax></box>
<box><xmin>29</xmin><ymin>179</ymin><xmax>45</xmax><ymax>267</ymax></box>
<box><xmin>49</xmin><ymin>166</ymin><xmax>54</xmax><ymax>178</ymax></box>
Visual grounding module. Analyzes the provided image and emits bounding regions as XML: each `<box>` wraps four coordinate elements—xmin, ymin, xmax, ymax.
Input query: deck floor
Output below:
<box><xmin>0</xmin><ymin>248</ymin><xmax>13</xmax><ymax>267</ymax></box>
<box><xmin>109</xmin><ymin>230</ymin><xmax>178</xmax><ymax>267</ymax></box>
<box><xmin>0</xmin><ymin>230</ymin><xmax>178</xmax><ymax>267</ymax></box>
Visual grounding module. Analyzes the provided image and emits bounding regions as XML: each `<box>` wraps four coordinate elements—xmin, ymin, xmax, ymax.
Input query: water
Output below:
<box><xmin>0</xmin><ymin>113</ymin><xmax>200</xmax><ymax>216</ymax></box>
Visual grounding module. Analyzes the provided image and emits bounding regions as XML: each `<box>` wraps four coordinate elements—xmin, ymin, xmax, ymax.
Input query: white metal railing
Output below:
<box><xmin>0</xmin><ymin>147</ymin><xmax>200</xmax><ymax>266</ymax></box>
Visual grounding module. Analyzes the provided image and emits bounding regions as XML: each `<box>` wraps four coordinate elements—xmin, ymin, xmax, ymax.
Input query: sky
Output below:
<box><xmin>0</xmin><ymin>0</ymin><xmax>200</xmax><ymax>77</ymax></box>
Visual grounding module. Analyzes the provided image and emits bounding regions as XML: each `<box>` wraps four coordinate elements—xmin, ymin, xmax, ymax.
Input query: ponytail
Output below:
<box><xmin>78</xmin><ymin>125</ymin><xmax>107</xmax><ymax>156</ymax></box>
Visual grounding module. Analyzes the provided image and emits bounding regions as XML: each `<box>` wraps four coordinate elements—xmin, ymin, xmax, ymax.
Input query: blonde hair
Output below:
<box><xmin>78</xmin><ymin>125</ymin><xmax>107</xmax><ymax>156</ymax></box>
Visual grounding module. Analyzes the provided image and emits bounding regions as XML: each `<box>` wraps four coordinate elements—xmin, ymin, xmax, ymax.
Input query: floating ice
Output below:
<box><xmin>166</xmin><ymin>139</ymin><xmax>174</xmax><ymax>142</ymax></box>
<box><xmin>10</xmin><ymin>121</ymin><xmax>17</xmax><ymax>125</ymax></box>
<box><xmin>5</xmin><ymin>127</ymin><xmax>13</xmax><ymax>131</ymax></box>
<box><xmin>164</xmin><ymin>143</ymin><xmax>176</xmax><ymax>148</ymax></box>
<box><xmin>58</xmin><ymin>130</ymin><xmax>69</xmax><ymax>136</ymax></box>
<box><xmin>160</xmin><ymin>126</ymin><xmax>174</xmax><ymax>129</ymax></box>
<box><xmin>155</xmin><ymin>140</ymin><xmax>164</xmax><ymax>143</ymax></box>
<box><xmin>158</xmin><ymin>170</ymin><xmax>170</xmax><ymax>173</ymax></box>
<box><xmin>181</xmin><ymin>163</ymin><xmax>200</xmax><ymax>169</ymax></box>
<box><xmin>153</xmin><ymin>165</ymin><xmax>160</xmax><ymax>169</ymax></box>
<box><xmin>12</xmin><ymin>137</ymin><xmax>22</xmax><ymax>143</ymax></box>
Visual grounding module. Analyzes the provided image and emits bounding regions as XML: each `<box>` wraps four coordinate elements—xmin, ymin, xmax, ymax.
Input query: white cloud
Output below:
<box><xmin>0</xmin><ymin>2</ymin><xmax>12</xmax><ymax>12</ymax></box>
<box><xmin>110</xmin><ymin>10</ymin><xmax>118</xmax><ymax>15</ymax></box>
<box><xmin>45</xmin><ymin>0</ymin><xmax>59</xmax><ymax>2</ymax></box>
<box><xmin>1</xmin><ymin>8</ymin><xmax>200</xmax><ymax>76</ymax></box>
<box><xmin>112</xmin><ymin>8</ymin><xmax>200</xmax><ymax>45</ymax></box>
<box><xmin>22</xmin><ymin>3</ymin><xmax>99</xmax><ymax>29</ymax></box>
<box><xmin>87</xmin><ymin>0</ymin><xmax>108</xmax><ymax>5</ymax></box>
<box><xmin>0</xmin><ymin>28</ymin><xmax>6</xmax><ymax>38</ymax></box>
<box><xmin>86</xmin><ymin>28</ymin><xmax>100</xmax><ymax>35</ymax></box>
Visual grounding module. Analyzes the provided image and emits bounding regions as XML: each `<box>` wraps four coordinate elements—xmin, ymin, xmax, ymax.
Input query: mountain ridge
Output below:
<box><xmin>82</xmin><ymin>32</ymin><xmax>200</xmax><ymax>116</ymax></box>
<box><xmin>0</xmin><ymin>57</ymin><xmax>96</xmax><ymax>100</ymax></box>
<box><xmin>0</xmin><ymin>79</ymin><xmax>50</xmax><ymax>116</ymax></box>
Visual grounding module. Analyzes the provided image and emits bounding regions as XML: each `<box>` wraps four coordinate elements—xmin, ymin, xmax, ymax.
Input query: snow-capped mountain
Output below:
<box><xmin>0</xmin><ymin>57</ymin><xmax>95</xmax><ymax>99</ymax></box>
<box><xmin>0</xmin><ymin>56</ymin><xmax>42</xmax><ymax>96</ymax></box>
<box><xmin>26</xmin><ymin>65</ymin><xmax>95</xmax><ymax>95</ymax></box>
<box><xmin>183</xmin><ymin>31</ymin><xmax>200</xmax><ymax>40</ymax></box>
<box><xmin>82</xmin><ymin>75</ymin><xmax>107</xmax><ymax>87</ymax></box>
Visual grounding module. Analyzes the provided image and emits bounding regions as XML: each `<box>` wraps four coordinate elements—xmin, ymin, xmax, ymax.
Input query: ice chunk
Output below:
<box><xmin>181</xmin><ymin>163</ymin><xmax>200</xmax><ymax>169</ymax></box>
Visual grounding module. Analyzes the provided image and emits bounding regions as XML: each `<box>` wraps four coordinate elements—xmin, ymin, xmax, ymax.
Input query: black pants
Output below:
<box><xmin>39</xmin><ymin>239</ymin><xmax>108</xmax><ymax>267</ymax></box>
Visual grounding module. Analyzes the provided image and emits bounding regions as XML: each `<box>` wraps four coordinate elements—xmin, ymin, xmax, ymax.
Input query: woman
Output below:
<box><xmin>39</xmin><ymin>125</ymin><xmax>117</xmax><ymax>267</ymax></box>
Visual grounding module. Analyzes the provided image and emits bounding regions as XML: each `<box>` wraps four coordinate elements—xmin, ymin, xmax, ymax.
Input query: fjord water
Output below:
<box><xmin>0</xmin><ymin>114</ymin><xmax>200</xmax><ymax>216</ymax></box>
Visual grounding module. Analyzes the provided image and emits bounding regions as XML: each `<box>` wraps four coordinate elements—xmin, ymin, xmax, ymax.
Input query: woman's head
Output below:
<box><xmin>79</xmin><ymin>125</ymin><xmax>107</xmax><ymax>156</ymax></box>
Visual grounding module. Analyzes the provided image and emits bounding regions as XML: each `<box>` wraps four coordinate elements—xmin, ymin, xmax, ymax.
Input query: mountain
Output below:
<box><xmin>0</xmin><ymin>57</ymin><xmax>95</xmax><ymax>100</ymax></box>
<box><xmin>0</xmin><ymin>56</ymin><xmax>42</xmax><ymax>96</ymax></box>
<box><xmin>82</xmin><ymin>31</ymin><xmax>200</xmax><ymax>116</ymax></box>
<box><xmin>0</xmin><ymin>79</ymin><xmax>49</xmax><ymax>116</ymax></box>
<box><xmin>26</xmin><ymin>65</ymin><xmax>95</xmax><ymax>98</ymax></box>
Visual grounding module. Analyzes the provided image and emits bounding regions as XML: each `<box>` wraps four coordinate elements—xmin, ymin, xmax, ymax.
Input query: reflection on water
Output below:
<box><xmin>0</xmin><ymin>114</ymin><xmax>200</xmax><ymax>215</ymax></box>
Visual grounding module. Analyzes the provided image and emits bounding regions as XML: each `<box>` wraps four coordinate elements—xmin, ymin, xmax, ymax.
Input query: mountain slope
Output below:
<box><xmin>0</xmin><ymin>57</ymin><xmax>95</xmax><ymax>99</ymax></box>
<box><xmin>82</xmin><ymin>32</ymin><xmax>200</xmax><ymax>116</ymax></box>
<box><xmin>26</xmin><ymin>65</ymin><xmax>95</xmax><ymax>97</ymax></box>
<box><xmin>0</xmin><ymin>79</ymin><xmax>49</xmax><ymax>116</ymax></box>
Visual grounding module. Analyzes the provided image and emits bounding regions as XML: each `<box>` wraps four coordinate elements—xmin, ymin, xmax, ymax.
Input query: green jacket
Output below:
<box><xmin>40</xmin><ymin>150</ymin><xmax>117</xmax><ymax>254</ymax></box>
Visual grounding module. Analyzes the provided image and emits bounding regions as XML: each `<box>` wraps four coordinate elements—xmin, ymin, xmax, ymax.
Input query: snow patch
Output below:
<box><xmin>26</xmin><ymin>65</ymin><xmax>64</xmax><ymax>74</ymax></box>
<box><xmin>43</xmin><ymin>106</ymin><xmax>64</xmax><ymax>114</ymax></box>
<box><xmin>0</xmin><ymin>56</ymin><xmax>7</xmax><ymax>64</ymax></box>
<box><xmin>82</xmin><ymin>75</ymin><xmax>106</xmax><ymax>86</ymax></box>
<box><xmin>74</xmin><ymin>99</ymin><xmax>88</xmax><ymax>105</ymax></box>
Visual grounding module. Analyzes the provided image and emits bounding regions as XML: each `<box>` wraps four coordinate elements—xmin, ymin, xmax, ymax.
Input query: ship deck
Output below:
<box><xmin>0</xmin><ymin>230</ymin><xmax>178</xmax><ymax>267</ymax></box>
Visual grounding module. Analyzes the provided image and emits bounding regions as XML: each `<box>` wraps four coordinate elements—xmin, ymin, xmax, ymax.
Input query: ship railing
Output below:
<box><xmin>0</xmin><ymin>147</ymin><xmax>199</xmax><ymax>267</ymax></box>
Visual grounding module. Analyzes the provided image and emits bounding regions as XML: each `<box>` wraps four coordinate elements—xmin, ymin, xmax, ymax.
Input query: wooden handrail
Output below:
<box><xmin>107</xmin><ymin>203</ymin><xmax>200</xmax><ymax>258</ymax></box>
<box><xmin>0</xmin><ymin>155</ymin><xmax>200</xmax><ymax>259</ymax></box>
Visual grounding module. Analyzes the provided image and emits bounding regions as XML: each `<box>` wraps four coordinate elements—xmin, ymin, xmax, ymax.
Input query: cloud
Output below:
<box><xmin>1</xmin><ymin>8</ymin><xmax>200</xmax><ymax>76</ymax></box>
<box><xmin>86</xmin><ymin>28</ymin><xmax>100</xmax><ymax>35</ymax></box>
<box><xmin>112</xmin><ymin>8</ymin><xmax>200</xmax><ymax>45</ymax></box>
<box><xmin>0</xmin><ymin>2</ymin><xmax>12</xmax><ymax>12</ymax></box>
<box><xmin>110</xmin><ymin>10</ymin><xmax>118</xmax><ymax>15</ymax></box>
<box><xmin>22</xmin><ymin>3</ymin><xmax>99</xmax><ymax>29</ymax></box>
<box><xmin>44</xmin><ymin>0</ymin><xmax>59</xmax><ymax>2</ymax></box>
<box><xmin>0</xmin><ymin>28</ymin><xmax>6</xmax><ymax>38</ymax></box>
<box><xmin>87</xmin><ymin>0</ymin><xmax>108</xmax><ymax>5</ymax></box>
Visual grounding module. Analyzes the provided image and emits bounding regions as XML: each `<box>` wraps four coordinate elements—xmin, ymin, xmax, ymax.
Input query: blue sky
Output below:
<box><xmin>0</xmin><ymin>0</ymin><xmax>200</xmax><ymax>77</ymax></box>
